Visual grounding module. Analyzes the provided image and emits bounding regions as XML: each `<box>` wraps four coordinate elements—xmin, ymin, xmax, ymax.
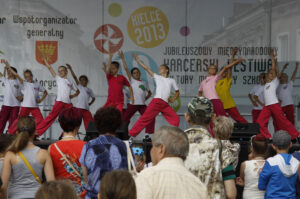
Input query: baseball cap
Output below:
<box><xmin>273</xmin><ymin>130</ymin><xmax>291</xmax><ymax>149</ymax></box>
<box><xmin>187</xmin><ymin>96</ymin><xmax>213</xmax><ymax>118</ymax></box>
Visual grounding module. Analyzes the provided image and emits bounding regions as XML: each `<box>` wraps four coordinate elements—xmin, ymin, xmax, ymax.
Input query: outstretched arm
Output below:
<box><xmin>66</xmin><ymin>64</ymin><xmax>79</xmax><ymax>85</ymax></box>
<box><xmin>119</xmin><ymin>51</ymin><xmax>131</xmax><ymax>81</ymax></box>
<box><xmin>278</xmin><ymin>63</ymin><xmax>288</xmax><ymax>78</ymax></box>
<box><xmin>106</xmin><ymin>53</ymin><xmax>113</xmax><ymax>75</ymax></box>
<box><xmin>270</xmin><ymin>49</ymin><xmax>279</xmax><ymax>78</ymax></box>
<box><xmin>133</xmin><ymin>54</ymin><xmax>154</xmax><ymax>77</ymax></box>
<box><xmin>217</xmin><ymin>57</ymin><xmax>244</xmax><ymax>77</ymax></box>
<box><xmin>291</xmin><ymin>62</ymin><xmax>299</xmax><ymax>82</ymax></box>
<box><xmin>42</xmin><ymin>55</ymin><xmax>56</xmax><ymax>78</ymax></box>
<box><xmin>227</xmin><ymin>48</ymin><xmax>238</xmax><ymax>79</ymax></box>
<box><xmin>4</xmin><ymin>61</ymin><xmax>23</xmax><ymax>84</ymax></box>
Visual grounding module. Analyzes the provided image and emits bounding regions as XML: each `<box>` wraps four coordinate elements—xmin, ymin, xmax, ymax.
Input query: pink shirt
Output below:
<box><xmin>199</xmin><ymin>75</ymin><xmax>220</xmax><ymax>100</ymax></box>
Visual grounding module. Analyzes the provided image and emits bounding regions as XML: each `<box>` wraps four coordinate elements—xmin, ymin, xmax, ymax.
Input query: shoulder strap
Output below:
<box><xmin>124</xmin><ymin>141</ymin><xmax>137</xmax><ymax>176</ymax></box>
<box><xmin>54</xmin><ymin>143</ymin><xmax>81</xmax><ymax>178</ymax></box>
<box><xmin>18</xmin><ymin>151</ymin><xmax>42</xmax><ymax>184</ymax></box>
<box><xmin>217</xmin><ymin>139</ymin><xmax>223</xmax><ymax>163</ymax></box>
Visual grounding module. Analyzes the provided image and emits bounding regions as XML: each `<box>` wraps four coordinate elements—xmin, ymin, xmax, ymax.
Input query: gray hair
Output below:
<box><xmin>152</xmin><ymin>126</ymin><xmax>189</xmax><ymax>160</ymax></box>
<box><xmin>213</xmin><ymin>116</ymin><xmax>234</xmax><ymax>140</ymax></box>
<box><xmin>273</xmin><ymin>130</ymin><xmax>291</xmax><ymax>150</ymax></box>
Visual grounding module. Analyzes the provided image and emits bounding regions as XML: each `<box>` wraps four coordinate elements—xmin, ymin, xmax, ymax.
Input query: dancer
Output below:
<box><xmin>36</xmin><ymin>56</ymin><xmax>80</xmax><ymax>136</ymax></box>
<box><xmin>119</xmin><ymin>51</ymin><xmax>154</xmax><ymax>134</ymax></box>
<box><xmin>248</xmin><ymin>73</ymin><xmax>265</xmax><ymax>123</ymax></box>
<box><xmin>102</xmin><ymin>53</ymin><xmax>134</xmax><ymax>113</ymax></box>
<box><xmin>256</xmin><ymin>50</ymin><xmax>299</xmax><ymax>140</ymax></box>
<box><xmin>5</xmin><ymin>61</ymin><xmax>48</xmax><ymax>134</ymax></box>
<box><xmin>216</xmin><ymin>48</ymin><xmax>248</xmax><ymax>123</ymax></box>
<box><xmin>129</xmin><ymin>54</ymin><xmax>179</xmax><ymax>137</ymax></box>
<box><xmin>0</xmin><ymin>62</ymin><xmax>22</xmax><ymax>134</ymax></box>
<box><xmin>66</xmin><ymin>64</ymin><xmax>95</xmax><ymax>130</ymax></box>
<box><xmin>199</xmin><ymin>57</ymin><xmax>243</xmax><ymax>116</ymax></box>
<box><xmin>277</xmin><ymin>62</ymin><xmax>298</xmax><ymax>125</ymax></box>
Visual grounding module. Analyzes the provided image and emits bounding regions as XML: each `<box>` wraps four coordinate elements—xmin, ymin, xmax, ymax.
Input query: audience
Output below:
<box><xmin>99</xmin><ymin>170</ymin><xmax>136</xmax><ymax>199</ymax></box>
<box><xmin>236</xmin><ymin>134</ymin><xmax>268</xmax><ymax>199</ymax></box>
<box><xmin>184</xmin><ymin>96</ymin><xmax>237</xmax><ymax>199</ymax></box>
<box><xmin>0</xmin><ymin>134</ymin><xmax>15</xmax><ymax>171</ymax></box>
<box><xmin>0</xmin><ymin>116</ymin><xmax>55</xmax><ymax>198</ymax></box>
<box><xmin>132</xmin><ymin>146</ymin><xmax>146</xmax><ymax>172</ymax></box>
<box><xmin>259</xmin><ymin>130</ymin><xmax>299</xmax><ymax>198</ymax></box>
<box><xmin>35</xmin><ymin>180</ymin><xmax>77</xmax><ymax>199</ymax></box>
<box><xmin>48</xmin><ymin>107</ymin><xmax>86</xmax><ymax>198</ymax></box>
<box><xmin>135</xmin><ymin>126</ymin><xmax>207</xmax><ymax>199</ymax></box>
<box><xmin>79</xmin><ymin>107</ymin><xmax>131</xmax><ymax>199</ymax></box>
<box><xmin>292</xmin><ymin>149</ymin><xmax>300</xmax><ymax>199</ymax></box>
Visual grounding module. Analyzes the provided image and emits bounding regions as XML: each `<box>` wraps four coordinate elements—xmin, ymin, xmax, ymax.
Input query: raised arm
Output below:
<box><xmin>227</xmin><ymin>48</ymin><xmax>238</xmax><ymax>78</ymax></box>
<box><xmin>132</xmin><ymin>54</ymin><xmax>154</xmax><ymax>77</ymax></box>
<box><xmin>218</xmin><ymin>57</ymin><xmax>244</xmax><ymax>77</ymax></box>
<box><xmin>4</xmin><ymin>61</ymin><xmax>23</xmax><ymax>84</ymax></box>
<box><xmin>278</xmin><ymin>63</ymin><xmax>288</xmax><ymax>78</ymax></box>
<box><xmin>42</xmin><ymin>55</ymin><xmax>56</xmax><ymax>78</ymax></box>
<box><xmin>291</xmin><ymin>62</ymin><xmax>299</xmax><ymax>82</ymax></box>
<box><xmin>119</xmin><ymin>51</ymin><xmax>131</xmax><ymax>81</ymax></box>
<box><xmin>66</xmin><ymin>64</ymin><xmax>79</xmax><ymax>85</ymax></box>
<box><xmin>106</xmin><ymin>53</ymin><xmax>113</xmax><ymax>75</ymax></box>
<box><xmin>270</xmin><ymin>49</ymin><xmax>279</xmax><ymax>77</ymax></box>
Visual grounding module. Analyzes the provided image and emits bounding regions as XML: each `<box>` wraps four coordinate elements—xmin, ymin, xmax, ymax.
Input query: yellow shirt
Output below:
<box><xmin>216</xmin><ymin>77</ymin><xmax>236</xmax><ymax>109</ymax></box>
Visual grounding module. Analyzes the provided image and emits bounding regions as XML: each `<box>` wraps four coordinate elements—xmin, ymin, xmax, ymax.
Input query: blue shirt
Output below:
<box><xmin>79</xmin><ymin>135</ymin><xmax>129</xmax><ymax>199</ymax></box>
<box><xmin>292</xmin><ymin>152</ymin><xmax>300</xmax><ymax>199</ymax></box>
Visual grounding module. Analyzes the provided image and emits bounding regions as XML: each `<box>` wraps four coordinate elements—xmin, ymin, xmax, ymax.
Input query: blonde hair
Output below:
<box><xmin>35</xmin><ymin>180</ymin><xmax>77</xmax><ymax>199</ymax></box>
<box><xmin>213</xmin><ymin>116</ymin><xmax>234</xmax><ymax>140</ymax></box>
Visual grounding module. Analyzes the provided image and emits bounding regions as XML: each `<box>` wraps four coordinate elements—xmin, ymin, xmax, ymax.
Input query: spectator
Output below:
<box><xmin>79</xmin><ymin>107</ymin><xmax>130</xmax><ymax>199</ymax></box>
<box><xmin>0</xmin><ymin>116</ymin><xmax>55</xmax><ymax>198</ymax></box>
<box><xmin>48</xmin><ymin>107</ymin><xmax>86</xmax><ymax>198</ymax></box>
<box><xmin>184</xmin><ymin>97</ymin><xmax>237</xmax><ymax>199</ymax></box>
<box><xmin>35</xmin><ymin>180</ymin><xmax>77</xmax><ymax>199</ymax></box>
<box><xmin>293</xmin><ymin>149</ymin><xmax>300</xmax><ymax>199</ymax></box>
<box><xmin>99</xmin><ymin>170</ymin><xmax>136</xmax><ymax>199</ymax></box>
<box><xmin>0</xmin><ymin>134</ymin><xmax>15</xmax><ymax>171</ymax></box>
<box><xmin>236</xmin><ymin>134</ymin><xmax>268</xmax><ymax>199</ymax></box>
<box><xmin>135</xmin><ymin>126</ymin><xmax>207</xmax><ymax>199</ymax></box>
<box><xmin>132</xmin><ymin>146</ymin><xmax>146</xmax><ymax>172</ymax></box>
<box><xmin>259</xmin><ymin>130</ymin><xmax>299</xmax><ymax>198</ymax></box>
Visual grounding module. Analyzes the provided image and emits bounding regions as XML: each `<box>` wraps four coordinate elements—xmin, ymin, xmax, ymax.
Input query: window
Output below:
<box><xmin>277</xmin><ymin>33</ymin><xmax>289</xmax><ymax>61</ymax></box>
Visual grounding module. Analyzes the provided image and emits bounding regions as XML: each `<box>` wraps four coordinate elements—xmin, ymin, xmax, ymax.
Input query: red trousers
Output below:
<box><xmin>123</xmin><ymin>104</ymin><xmax>155</xmax><ymax>134</ymax></box>
<box><xmin>103</xmin><ymin>99</ymin><xmax>124</xmax><ymax>114</ymax></box>
<box><xmin>252</xmin><ymin>110</ymin><xmax>262</xmax><ymax>123</ymax></box>
<box><xmin>76</xmin><ymin>108</ymin><xmax>94</xmax><ymax>130</ymax></box>
<box><xmin>0</xmin><ymin>105</ymin><xmax>19</xmax><ymax>134</ymax></box>
<box><xmin>8</xmin><ymin>107</ymin><xmax>44</xmax><ymax>134</ymax></box>
<box><xmin>129</xmin><ymin>98</ymin><xmax>180</xmax><ymax>137</ymax></box>
<box><xmin>225</xmin><ymin>107</ymin><xmax>248</xmax><ymax>123</ymax></box>
<box><xmin>211</xmin><ymin>99</ymin><xmax>227</xmax><ymax>116</ymax></box>
<box><xmin>282</xmin><ymin>104</ymin><xmax>295</xmax><ymax>125</ymax></box>
<box><xmin>36</xmin><ymin>101</ymin><xmax>72</xmax><ymax>136</ymax></box>
<box><xmin>257</xmin><ymin>103</ymin><xmax>299</xmax><ymax>139</ymax></box>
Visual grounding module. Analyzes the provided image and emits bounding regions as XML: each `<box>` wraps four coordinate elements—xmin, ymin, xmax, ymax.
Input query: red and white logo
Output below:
<box><xmin>94</xmin><ymin>24</ymin><xmax>124</xmax><ymax>54</ymax></box>
<box><xmin>36</xmin><ymin>41</ymin><xmax>58</xmax><ymax>65</ymax></box>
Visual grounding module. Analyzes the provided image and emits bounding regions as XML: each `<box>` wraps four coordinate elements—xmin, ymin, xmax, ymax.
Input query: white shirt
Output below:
<box><xmin>277</xmin><ymin>81</ymin><xmax>294</xmax><ymax>107</ymax></box>
<box><xmin>75</xmin><ymin>85</ymin><xmax>95</xmax><ymax>110</ymax></box>
<box><xmin>131</xmin><ymin>79</ymin><xmax>149</xmax><ymax>105</ymax></box>
<box><xmin>135</xmin><ymin>157</ymin><xmax>208</xmax><ymax>199</ymax></box>
<box><xmin>56</xmin><ymin>76</ymin><xmax>77</xmax><ymax>104</ymax></box>
<box><xmin>1</xmin><ymin>77</ymin><xmax>22</xmax><ymax>107</ymax></box>
<box><xmin>123</xmin><ymin>87</ymin><xmax>130</xmax><ymax>109</ymax></box>
<box><xmin>263</xmin><ymin>78</ymin><xmax>279</xmax><ymax>106</ymax></box>
<box><xmin>251</xmin><ymin>85</ymin><xmax>265</xmax><ymax>110</ymax></box>
<box><xmin>21</xmin><ymin>81</ymin><xmax>45</xmax><ymax>108</ymax></box>
<box><xmin>153</xmin><ymin>74</ymin><xmax>178</xmax><ymax>102</ymax></box>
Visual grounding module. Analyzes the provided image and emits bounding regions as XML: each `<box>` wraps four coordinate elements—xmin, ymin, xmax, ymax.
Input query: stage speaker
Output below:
<box><xmin>85</xmin><ymin>122</ymin><xmax>130</xmax><ymax>141</ymax></box>
<box><xmin>230</xmin><ymin>123</ymin><xmax>259</xmax><ymax>142</ymax></box>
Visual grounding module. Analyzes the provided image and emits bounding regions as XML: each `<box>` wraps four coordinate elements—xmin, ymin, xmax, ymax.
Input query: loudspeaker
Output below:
<box><xmin>230</xmin><ymin>123</ymin><xmax>259</xmax><ymax>142</ymax></box>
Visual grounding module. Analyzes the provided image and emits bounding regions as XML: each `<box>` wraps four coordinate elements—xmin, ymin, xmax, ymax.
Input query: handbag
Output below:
<box><xmin>124</xmin><ymin>141</ymin><xmax>138</xmax><ymax>177</ymax></box>
<box><xmin>18</xmin><ymin>151</ymin><xmax>42</xmax><ymax>184</ymax></box>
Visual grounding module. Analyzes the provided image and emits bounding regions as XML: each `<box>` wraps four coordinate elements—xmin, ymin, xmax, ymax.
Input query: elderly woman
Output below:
<box><xmin>79</xmin><ymin>107</ymin><xmax>130</xmax><ymax>199</ymax></box>
<box><xmin>135</xmin><ymin>126</ymin><xmax>208</xmax><ymax>199</ymax></box>
<box><xmin>48</xmin><ymin>107</ymin><xmax>86</xmax><ymax>198</ymax></box>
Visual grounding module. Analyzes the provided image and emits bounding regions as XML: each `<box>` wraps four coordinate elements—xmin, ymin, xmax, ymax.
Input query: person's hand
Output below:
<box><xmin>253</xmin><ymin>102</ymin><xmax>258</xmax><ymax>107</ymax></box>
<box><xmin>66</xmin><ymin>63</ymin><xmax>72</xmax><ymax>70</ymax></box>
<box><xmin>236</xmin><ymin>177</ymin><xmax>244</xmax><ymax>187</ymax></box>
<box><xmin>296</xmin><ymin>62</ymin><xmax>299</xmax><ymax>68</ymax></box>
<box><xmin>232</xmin><ymin>47</ymin><xmax>238</xmax><ymax>56</ymax></box>
<box><xmin>132</xmin><ymin>54</ymin><xmax>139</xmax><ymax>62</ymax></box>
<box><xmin>118</xmin><ymin>51</ymin><xmax>124</xmax><ymax>59</ymax></box>
<box><xmin>168</xmin><ymin>97</ymin><xmax>175</xmax><ymax>103</ymax></box>
<box><xmin>270</xmin><ymin>49</ymin><xmax>275</xmax><ymax>57</ymax></box>
<box><xmin>36</xmin><ymin>99</ymin><xmax>42</xmax><ymax>104</ymax></box>
<box><xmin>16</xmin><ymin>95</ymin><xmax>23</xmax><ymax>102</ymax></box>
